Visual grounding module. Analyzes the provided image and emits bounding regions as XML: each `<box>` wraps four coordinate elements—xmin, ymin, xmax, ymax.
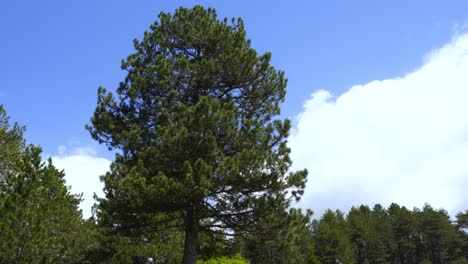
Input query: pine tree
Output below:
<box><xmin>454</xmin><ymin>211</ymin><xmax>468</xmax><ymax>262</ymax></box>
<box><xmin>346</xmin><ymin>204</ymin><xmax>392</xmax><ymax>263</ymax></box>
<box><xmin>313</xmin><ymin>210</ymin><xmax>356</xmax><ymax>264</ymax></box>
<box><xmin>0</xmin><ymin>105</ymin><xmax>24</xmax><ymax>177</ymax></box>
<box><xmin>241</xmin><ymin>208</ymin><xmax>317</xmax><ymax>264</ymax></box>
<box><xmin>368</xmin><ymin>204</ymin><xmax>392</xmax><ymax>263</ymax></box>
<box><xmin>87</xmin><ymin>6</ymin><xmax>307</xmax><ymax>263</ymax></box>
<box><xmin>414</xmin><ymin>204</ymin><xmax>455</xmax><ymax>263</ymax></box>
<box><xmin>347</xmin><ymin>205</ymin><xmax>371</xmax><ymax>263</ymax></box>
<box><xmin>387</xmin><ymin>203</ymin><xmax>417</xmax><ymax>263</ymax></box>
<box><xmin>0</xmin><ymin>105</ymin><xmax>99</xmax><ymax>263</ymax></box>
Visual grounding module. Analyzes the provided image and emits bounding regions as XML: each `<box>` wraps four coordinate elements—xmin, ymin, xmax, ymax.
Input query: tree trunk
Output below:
<box><xmin>182</xmin><ymin>207</ymin><xmax>199</xmax><ymax>264</ymax></box>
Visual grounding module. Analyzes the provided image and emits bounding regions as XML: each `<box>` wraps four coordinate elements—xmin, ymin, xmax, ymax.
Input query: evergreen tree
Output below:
<box><xmin>413</xmin><ymin>204</ymin><xmax>456</xmax><ymax>263</ymax></box>
<box><xmin>87</xmin><ymin>6</ymin><xmax>307</xmax><ymax>263</ymax></box>
<box><xmin>241</xmin><ymin>208</ymin><xmax>317</xmax><ymax>264</ymax></box>
<box><xmin>347</xmin><ymin>204</ymin><xmax>392</xmax><ymax>263</ymax></box>
<box><xmin>387</xmin><ymin>203</ymin><xmax>417</xmax><ymax>264</ymax></box>
<box><xmin>313</xmin><ymin>210</ymin><xmax>356</xmax><ymax>264</ymax></box>
<box><xmin>368</xmin><ymin>204</ymin><xmax>392</xmax><ymax>263</ymax></box>
<box><xmin>454</xmin><ymin>211</ymin><xmax>468</xmax><ymax>262</ymax></box>
<box><xmin>347</xmin><ymin>205</ymin><xmax>371</xmax><ymax>263</ymax></box>
<box><xmin>0</xmin><ymin>145</ymin><xmax>96</xmax><ymax>263</ymax></box>
<box><xmin>0</xmin><ymin>105</ymin><xmax>98</xmax><ymax>263</ymax></box>
<box><xmin>0</xmin><ymin>105</ymin><xmax>24</xmax><ymax>177</ymax></box>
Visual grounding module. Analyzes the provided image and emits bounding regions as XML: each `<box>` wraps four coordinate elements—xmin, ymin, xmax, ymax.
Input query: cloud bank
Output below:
<box><xmin>290</xmin><ymin>33</ymin><xmax>468</xmax><ymax>217</ymax></box>
<box><xmin>52</xmin><ymin>146</ymin><xmax>111</xmax><ymax>218</ymax></box>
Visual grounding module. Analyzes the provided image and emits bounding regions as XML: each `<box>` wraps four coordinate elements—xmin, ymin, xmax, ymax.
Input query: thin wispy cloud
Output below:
<box><xmin>290</xmin><ymin>32</ymin><xmax>468</xmax><ymax>217</ymax></box>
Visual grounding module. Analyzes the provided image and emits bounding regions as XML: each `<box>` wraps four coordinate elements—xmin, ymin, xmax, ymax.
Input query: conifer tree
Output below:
<box><xmin>0</xmin><ymin>105</ymin><xmax>97</xmax><ymax>263</ymax></box>
<box><xmin>414</xmin><ymin>204</ymin><xmax>455</xmax><ymax>263</ymax></box>
<box><xmin>454</xmin><ymin>211</ymin><xmax>468</xmax><ymax>261</ymax></box>
<box><xmin>313</xmin><ymin>210</ymin><xmax>356</xmax><ymax>264</ymax></box>
<box><xmin>387</xmin><ymin>203</ymin><xmax>417</xmax><ymax>263</ymax></box>
<box><xmin>87</xmin><ymin>6</ymin><xmax>307</xmax><ymax>263</ymax></box>
<box><xmin>241</xmin><ymin>208</ymin><xmax>316</xmax><ymax>264</ymax></box>
<box><xmin>0</xmin><ymin>105</ymin><xmax>24</xmax><ymax>177</ymax></box>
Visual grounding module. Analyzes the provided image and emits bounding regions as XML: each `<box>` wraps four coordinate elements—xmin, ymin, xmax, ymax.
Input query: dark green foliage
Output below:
<box><xmin>347</xmin><ymin>205</ymin><xmax>392</xmax><ymax>263</ymax></box>
<box><xmin>313</xmin><ymin>210</ymin><xmax>356</xmax><ymax>264</ymax></box>
<box><xmin>0</xmin><ymin>105</ymin><xmax>25</xmax><ymax>176</ymax></box>
<box><xmin>241</xmin><ymin>208</ymin><xmax>317</xmax><ymax>264</ymax></box>
<box><xmin>108</xmin><ymin>232</ymin><xmax>183</xmax><ymax>264</ymax></box>
<box><xmin>195</xmin><ymin>203</ymin><xmax>468</xmax><ymax>264</ymax></box>
<box><xmin>454</xmin><ymin>211</ymin><xmax>468</xmax><ymax>262</ymax></box>
<box><xmin>0</xmin><ymin>105</ymin><xmax>98</xmax><ymax>263</ymax></box>
<box><xmin>413</xmin><ymin>204</ymin><xmax>457</xmax><ymax>263</ymax></box>
<box><xmin>87</xmin><ymin>217</ymin><xmax>184</xmax><ymax>263</ymax></box>
<box><xmin>87</xmin><ymin>6</ymin><xmax>307</xmax><ymax>263</ymax></box>
<box><xmin>388</xmin><ymin>203</ymin><xmax>417</xmax><ymax>263</ymax></box>
<box><xmin>306</xmin><ymin>203</ymin><xmax>468</xmax><ymax>264</ymax></box>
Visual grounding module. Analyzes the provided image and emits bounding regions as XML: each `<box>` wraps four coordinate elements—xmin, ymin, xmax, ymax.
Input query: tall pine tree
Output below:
<box><xmin>87</xmin><ymin>6</ymin><xmax>307</xmax><ymax>263</ymax></box>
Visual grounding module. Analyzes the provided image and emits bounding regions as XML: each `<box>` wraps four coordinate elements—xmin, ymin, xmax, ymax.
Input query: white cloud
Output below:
<box><xmin>290</xmin><ymin>33</ymin><xmax>468</xmax><ymax>217</ymax></box>
<box><xmin>52</xmin><ymin>146</ymin><xmax>111</xmax><ymax>218</ymax></box>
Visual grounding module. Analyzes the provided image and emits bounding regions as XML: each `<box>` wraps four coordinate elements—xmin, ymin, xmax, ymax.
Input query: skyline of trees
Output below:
<box><xmin>2</xmin><ymin>101</ymin><xmax>467</xmax><ymax>263</ymax></box>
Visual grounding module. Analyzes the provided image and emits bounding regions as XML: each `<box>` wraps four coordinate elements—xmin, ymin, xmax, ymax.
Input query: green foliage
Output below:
<box><xmin>313</xmin><ymin>209</ymin><xmax>356</xmax><ymax>264</ymax></box>
<box><xmin>0</xmin><ymin>105</ymin><xmax>24</xmax><ymax>175</ymax></box>
<box><xmin>306</xmin><ymin>203</ymin><xmax>468</xmax><ymax>264</ymax></box>
<box><xmin>197</xmin><ymin>254</ymin><xmax>248</xmax><ymax>264</ymax></box>
<box><xmin>0</xmin><ymin>105</ymin><xmax>99</xmax><ymax>263</ymax></box>
<box><xmin>105</xmin><ymin>232</ymin><xmax>183</xmax><ymax>264</ymax></box>
<box><xmin>87</xmin><ymin>5</ymin><xmax>307</xmax><ymax>263</ymax></box>
<box><xmin>346</xmin><ymin>204</ymin><xmax>392</xmax><ymax>263</ymax></box>
<box><xmin>241</xmin><ymin>208</ymin><xmax>317</xmax><ymax>264</ymax></box>
<box><xmin>231</xmin><ymin>203</ymin><xmax>464</xmax><ymax>264</ymax></box>
<box><xmin>455</xmin><ymin>211</ymin><xmax>468</xmax><ymax>261</ymax></box>
<box><xmin>413</xmin><ymin>204</ymin><xmax>456</xmax><ymax>263</ymax></box>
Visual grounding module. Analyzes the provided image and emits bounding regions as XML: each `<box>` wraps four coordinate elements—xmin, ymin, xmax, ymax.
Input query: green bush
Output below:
<box><xmin>197</xmin><ymin>254</ymin><xmax>249</xmax><ymax>264</ymax></box>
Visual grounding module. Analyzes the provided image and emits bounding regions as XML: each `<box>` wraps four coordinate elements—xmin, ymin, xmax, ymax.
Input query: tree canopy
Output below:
<box><xmin>0</xmin><ymin>105</ymin><xmax>98</xmax><ymax>263</ymax></box>
<box><xmin>87</xmin><ymin>5</ymin><xmax>307</xmax><ymax>264</ymax></box>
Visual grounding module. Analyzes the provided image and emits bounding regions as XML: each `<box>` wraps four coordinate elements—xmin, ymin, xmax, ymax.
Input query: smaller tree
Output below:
<box><xmin>414</xmin><ymin>204</ymin><xmax>456</xmax><ymax>264</ymax></box>
<box><xmin>387</xmin><ymin>203</ymin><xmax>417</xmax><ymax>263</ymax></box>
<box><xmin>0</xmin><ymin>105</ymin><xmax>24</xmax><ymax>177</ymax></box>
<box><xmin>313</xmin><ymin>210</ymin><xmax>356</xmax><ymax>264</ymax></box>
<box><xmin>346</xmin><ymin>204</ymin><xmax>392</xmax><ymax>263</ymax></box>
<box><xmin>241</xmin><ymin>208</ymin><xmax>317</xmax><ymax>264</ymax></box>
<box><xmin>0</xmin><ymin>106</ymin><xmax>98</xmax><ymax>263</ymax></box>
<box><xmin>454</xmin><ymin>211</ymin><xmax>468</xmax><ymax>262</ymax></box>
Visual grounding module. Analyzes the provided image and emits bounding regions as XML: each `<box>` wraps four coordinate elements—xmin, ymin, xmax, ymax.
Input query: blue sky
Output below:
<box><xmin>2</xmin><ymin>0</ymin><xmax>468</xmax><ymax>217</ymax></box>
